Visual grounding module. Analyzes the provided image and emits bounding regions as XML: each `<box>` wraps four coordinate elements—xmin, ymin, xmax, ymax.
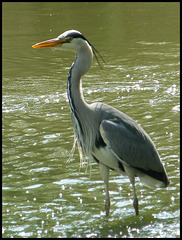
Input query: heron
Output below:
<box><xmin>32</xmin><ymin>29</ymin><xmax>169</xmax><ymax>216</ymax></box>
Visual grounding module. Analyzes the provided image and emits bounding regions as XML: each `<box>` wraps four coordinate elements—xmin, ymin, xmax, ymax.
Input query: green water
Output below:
<box><xmin>2</xmin><ymin>2</ymin><xmax>179</xmax><ymax>238</ymax></box>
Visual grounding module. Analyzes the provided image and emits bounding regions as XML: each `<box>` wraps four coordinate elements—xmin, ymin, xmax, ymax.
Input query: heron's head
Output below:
<box><xmin>32</xmin><ymin>29</ymin><xmax>105</xmax><ymax>67</ymax></box>
<box><xmin>32</xmin><ymin>30</ymin><xmax>91</xmax><ymax>52</ymax></box>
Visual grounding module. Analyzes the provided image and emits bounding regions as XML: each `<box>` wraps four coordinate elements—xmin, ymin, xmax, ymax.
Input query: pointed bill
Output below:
<box><xmin>32</xmin><ymin>38</ymin><xmax>64</xmax><ymax>48</ymax></box>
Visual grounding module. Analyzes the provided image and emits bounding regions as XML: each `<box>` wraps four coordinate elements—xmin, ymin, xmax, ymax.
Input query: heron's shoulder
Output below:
<box><xmin>90</xmin><ymin>102</ymin><xmax>135</xmax><ymax>123</ymax></box>
<box><xmin>90</xmin><ymin>102</ymin><xmax>121</xmax><ymax>113</ymax></box>
<box><xmin>90</xmin><ymin>102</ymin><xmax>151</xmax><ymax>142</ymax></box>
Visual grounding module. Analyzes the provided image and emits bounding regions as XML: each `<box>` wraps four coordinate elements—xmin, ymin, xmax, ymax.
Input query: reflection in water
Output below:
<box><xmin>2</xmin><ymin>2</ymin><xmax>179</xmax><ymax>238</ymax></box>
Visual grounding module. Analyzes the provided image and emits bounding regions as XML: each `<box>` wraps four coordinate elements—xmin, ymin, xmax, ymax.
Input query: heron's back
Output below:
<box><xmin>89</xmin><ymin>102</ymin><xmax>169</xmax><ymax>188</ymax></box>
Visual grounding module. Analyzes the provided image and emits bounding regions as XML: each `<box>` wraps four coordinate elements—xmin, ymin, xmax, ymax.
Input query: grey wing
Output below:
<box><xmin>99</xmin><ymin>118</ymin><xmax>168</xmax><ymax>184</ymax></box>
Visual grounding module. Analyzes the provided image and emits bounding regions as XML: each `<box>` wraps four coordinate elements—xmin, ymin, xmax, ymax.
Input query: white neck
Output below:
<box><xmin>67</xmin><ymin>41</ymin><xmax>93</xmax><ymax>110</ymax></box>
<box><xmin>67</xmin><ymin>41</ymin><xmax>94</xmax><ymax>155</ymax></box>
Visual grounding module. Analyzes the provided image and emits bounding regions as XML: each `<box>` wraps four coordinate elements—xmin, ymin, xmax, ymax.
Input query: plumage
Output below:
<box><xmin>32</xmin><ymin>29</ymin><xmax>169</xmax><ymax>216</ymax></box>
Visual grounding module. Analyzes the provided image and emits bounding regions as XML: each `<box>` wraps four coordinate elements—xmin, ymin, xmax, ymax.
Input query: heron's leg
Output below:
<box><xmin>99</xmin><ymin>163</ymin><xmax>110</xmax><ymax>216</ymax></box>
<box><xmin>105</xmin><ymin>178</ymin><xmax>110</xmax><ymax>217</ymax></box>
<box><xmin>123</xmin><ymin>166</ymin><xmax>139</xmax><ymax>215</ymax></box>
<box><xmin>131</xmin><ymin>179</ymin><xmax>139</xmax><ymax>216</ymax></box>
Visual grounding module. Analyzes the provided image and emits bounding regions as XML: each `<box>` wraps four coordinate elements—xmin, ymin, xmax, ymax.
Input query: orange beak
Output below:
<box><xmin>32</xmin><ymin>38</ymin><xmax>63</xmax><ymax>48</ymax></box>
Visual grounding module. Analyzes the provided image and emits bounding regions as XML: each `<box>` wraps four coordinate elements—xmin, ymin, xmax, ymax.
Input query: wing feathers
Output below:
<box><xmin>100</xmin><ymin>118</ymin><xmax>167</xmax><ymax>176</ymax></box>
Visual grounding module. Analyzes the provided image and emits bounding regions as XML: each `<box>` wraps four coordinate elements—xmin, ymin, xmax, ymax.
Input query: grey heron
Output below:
<box><xmin>32</xmin><ymin>29</ymin><xmax>169</xmax><ymax>216</ymax></box>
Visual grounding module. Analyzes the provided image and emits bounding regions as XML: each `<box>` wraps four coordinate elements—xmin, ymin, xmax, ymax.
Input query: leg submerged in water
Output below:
<box><xmin>99</xmin><ymin>163</ymin><xmax>110</xmax><ymax>216</ymax></box>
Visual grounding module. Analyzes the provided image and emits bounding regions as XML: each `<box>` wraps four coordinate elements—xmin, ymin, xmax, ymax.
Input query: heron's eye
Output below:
<box><xmin>69</xmin><ymin>37</ymin><xmax>73</xmax><ymax>42</ymax></box>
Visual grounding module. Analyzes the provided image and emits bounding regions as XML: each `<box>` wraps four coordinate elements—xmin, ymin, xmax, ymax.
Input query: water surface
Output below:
<box><xmin>2</xmin><ymin>2</ymin><xmax>180</xmax><ymax>238</ymax></box>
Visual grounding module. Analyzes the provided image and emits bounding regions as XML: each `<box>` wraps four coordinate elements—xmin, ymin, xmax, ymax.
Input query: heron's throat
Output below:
<box><xmin>67</xmin><ymin>60</ymin><xmax>86</xmax><ymax>111</ymax></box>
<box><xmin>67</xmin><ymin>45</ymin><xmax>93</xmax><ymax>111</ymax></box>
<box><xmin>67</xmin><ymin>46</ymin><xmax>93</xmax><ymax>156</ymax></box>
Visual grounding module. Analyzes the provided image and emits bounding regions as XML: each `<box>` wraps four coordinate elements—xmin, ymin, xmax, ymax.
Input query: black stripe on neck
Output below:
<box><xmin>67</xmin><ymin>63</ymin><xmax>84</xmax><ymax>136</ymax></box>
